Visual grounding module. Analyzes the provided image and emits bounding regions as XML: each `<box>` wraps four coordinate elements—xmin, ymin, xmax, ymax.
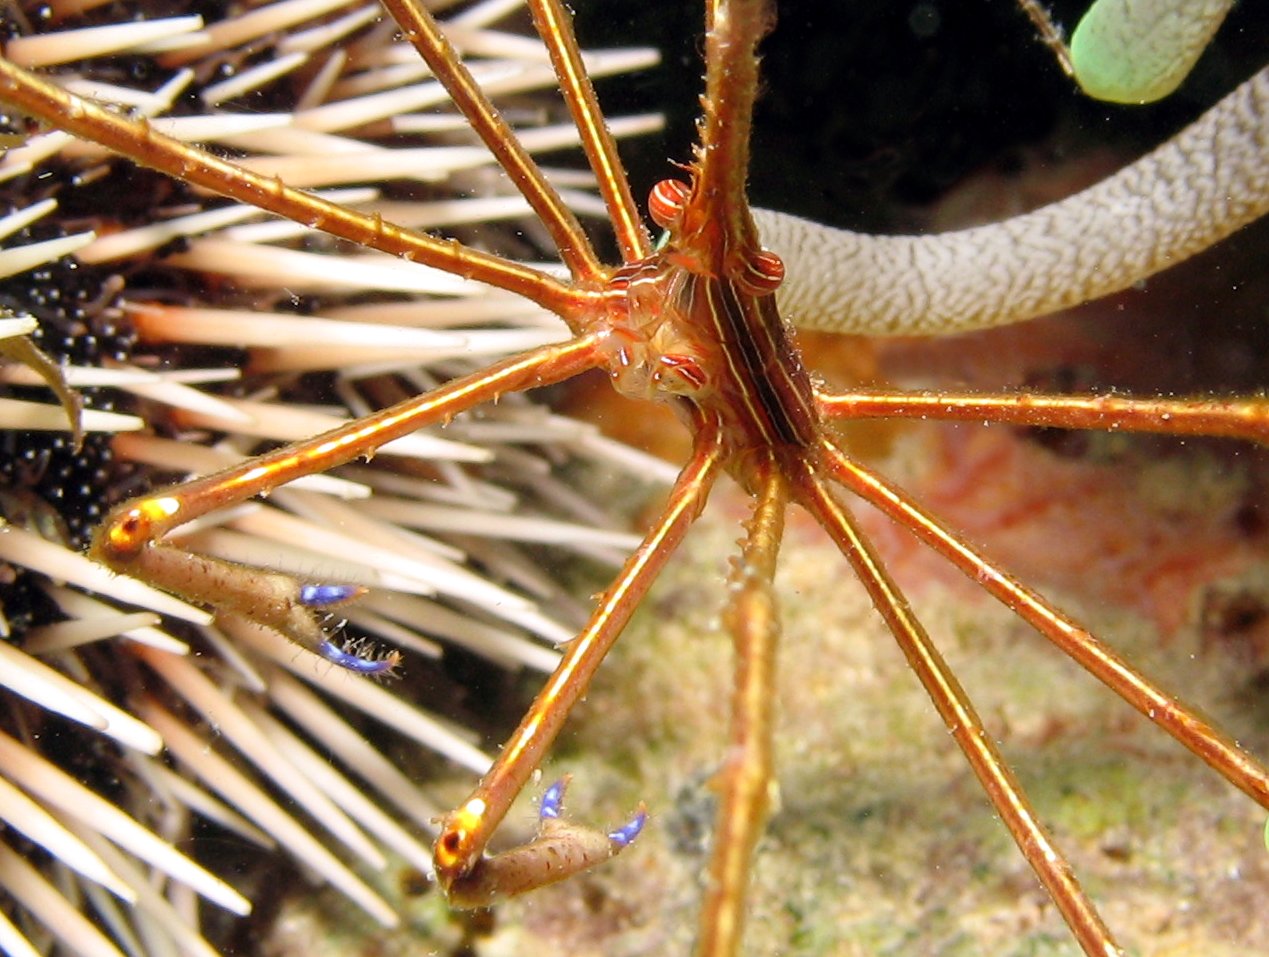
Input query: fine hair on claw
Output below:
<box><xmin>316</xmin><ymin>637</ymin><xmax>404</xmax><ymax>679</ymax></box>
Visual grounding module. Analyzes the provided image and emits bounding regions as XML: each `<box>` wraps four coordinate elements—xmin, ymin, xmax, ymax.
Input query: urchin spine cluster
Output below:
<box><xmin>0</xmin><ymin>2</ymin><xmax>664</xmax><ymax>953</ymax></box>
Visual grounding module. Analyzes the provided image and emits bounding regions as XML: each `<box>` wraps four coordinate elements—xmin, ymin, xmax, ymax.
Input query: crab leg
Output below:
<box><xmin>0</xmin><ymin>55</ymin><xmax>594</xmax><ymax>322</ymax></box>
<box><xmin>434</xmin><ymin>415</ymin><xmax>726</xmax><ymax>897</ymax></box>
<box><xmin>797</xmin><ymin>463</ymin><xmax>1123</xmax><ymax>956</ymax></box>
<box><xmin>377</xmin><ymin>0</ymin><xmax>607</xmax><ymax>282</ymax></box>
<box><xmin>818</xmin><ymin>389</ymin><xmax>1269</xmax><ymax>445</ymax></box>
<box><xmin>90</xmin><ymin>336</ymin><xmax>605</xmax><ymax>663</ymax></box>
<box><xmin>698</xmin><ymin>461</ymin><xmax>787</xmax><ymax>957</ymax></box>
<box><xmin>819</xmin><ymin>439</ymin><xmax>1269</xmax><ymax>812</ymax></box>
<box><xmin>527</xmin><ymin>0</ymin><xmax>652</xmax><ymax>261</ymax></box>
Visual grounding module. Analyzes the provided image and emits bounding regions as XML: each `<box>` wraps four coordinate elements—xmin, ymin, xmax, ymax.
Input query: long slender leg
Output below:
<box><xmin>90</xmin><ymin>336</ymin><xmax>605</xmax><ymax>660</ymax></box>
<box><xmin>818</xmin><ymin>388</ymin><xmax>1269</xmax><ymax>444</ymax></box>
<box><xmin>795</xmin><ymin>463</ymin><xmax>1123</xmax><ymax>957</ymax></box>
<box><xmin>528</xmin><ymin>0</ymin><xmax>652</xmax><ymax>262</ymax></box>
<box><xmin>435</xmin><ymin>415</ymin><xmax>726</xmax><ymax>898</ymax></box>
<box><xmin>377</xmin><ymin>0</ymin><xmax>606</xmax><ymax>283</ymax></box>
<box><xmin>686</xmin><ymin>0</ymin><xmax>773</xmax><ymax>279</ymax></box>
<box><xmin>819</xmin><ymin>438</ymin><xmax>1269</xmax><ymax>811</ymax></box>
<box><xmin>698</xmin><ymin>461</ymin><xmax>786</xmax><ymax>957</ymax></box>
<box><xmin>0</xmin><ymin>57</ymin><xmax>593</xmax><ymax>321</ymax></box>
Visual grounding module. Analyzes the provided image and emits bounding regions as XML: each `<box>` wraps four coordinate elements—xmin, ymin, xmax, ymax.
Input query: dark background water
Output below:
<box><xmin>574</xmin><ymin>0</ymin><xmax>1268</xmax><ymax>232</ymax></box>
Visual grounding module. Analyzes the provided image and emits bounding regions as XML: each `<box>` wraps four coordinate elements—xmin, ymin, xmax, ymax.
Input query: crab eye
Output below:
<box><xmin>737</xmin><ymin>249</ymin><xmax>785</xmax><ymax>295</ymax></box>
<box><xmin>648</xmin><ymin>178</ymin><xmax>691</xmax><ymax>229</ymax></box>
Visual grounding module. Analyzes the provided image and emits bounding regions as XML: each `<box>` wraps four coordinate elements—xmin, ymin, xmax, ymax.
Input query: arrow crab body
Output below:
<box><xmin>1</xmin><ymin>0</ymin><xmax>1268</xmax><ymax>954</ymax></box>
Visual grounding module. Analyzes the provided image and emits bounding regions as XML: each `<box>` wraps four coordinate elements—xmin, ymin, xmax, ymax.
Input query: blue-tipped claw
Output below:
<box><xmin>317</xmin><ymin>638</ymin><xmax>401</xmax><ymax>676</ymax></box>
<box><xmin>299</xmin><ymin>583</ymin><xmax>364</xmax><ymax>608</ymax></box>
<box><xmin>607</xmin><ymin>807</ymin><xmax>648</xmax><ymax>848</ymax></box>
<box><xmin>540</xmin><ymin>778</ymin><xmax>568</xmax><ymax>821</ymax></box>
<box><xmin>539</xmin><ymin>777</ymin><xmax>645</xmax><ymax>848</ymax></box>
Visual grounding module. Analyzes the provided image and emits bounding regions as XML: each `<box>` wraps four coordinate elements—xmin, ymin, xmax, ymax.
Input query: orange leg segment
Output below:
<box><xmin>818</xmin><ymin>438</ymin><xmax>1269</xmax><ymax>813</ymax></box>
<box><xmin>90</xmin><ymin>335</ymin><xmax>605</xmax><ymax>662</ymax></box>
<box><xmin>796</xmin><ymin>460</ymin><xmax>1124</xmax><ymax>957</ymax></box>
<box><xmin>527</xmin><ymin>0</ymin><xmax>653</xmax><ymax>263</ymax></box>
<box><xmin>698</xmin><ymin>460</ymin><xmax>787</xmax><ymax>957</ymax></box>
<box><xmin>0</xmin><ymin>57</ymin><xmax>595</xmax><ymax>321</ymax></box>
<box><xmin>819</xmin><ymin>388</ymin><xmax>1269</xmax><ymax>444</ymax></box>
<box><xmin>434</xmin><ymin>415</ymin><xmax>726</xmax><ymax>898</ymax></box>
<box><xmin>377</xmin><ymin>0</ymin><xmax>607</xmax><ymax>283</ymax></box>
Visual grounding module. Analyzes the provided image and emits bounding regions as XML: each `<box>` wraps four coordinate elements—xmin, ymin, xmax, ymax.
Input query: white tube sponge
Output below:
<box><xmin>755</xmin><ymin>67</ymin><xmax>1268</xmax><ymax>337</ymax></box>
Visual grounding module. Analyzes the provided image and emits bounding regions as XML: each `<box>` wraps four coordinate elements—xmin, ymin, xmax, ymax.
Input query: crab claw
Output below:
<box><xmin>442</xmin><ymin>776</ymin><xmax>647</xmax><ymax>909</ymax></box>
